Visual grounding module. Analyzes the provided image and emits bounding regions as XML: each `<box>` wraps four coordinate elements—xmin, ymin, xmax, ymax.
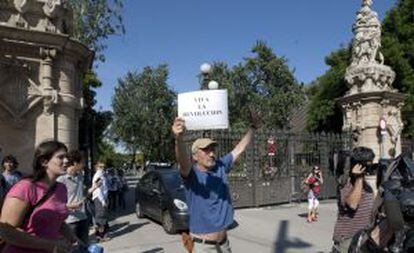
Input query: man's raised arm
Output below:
<box><xmin>172</xmin><ymin>117</ymin><xmax>191</xmax><ymax>177</ymax></box>
<box><xmin>231</xmin><ymin>109</ymin><xmax>260</xmax><ymax>162</ymax></box>
<box><xmin>231</xmin><ymin>128</ymin><xmax>254</xmax><ymax>162</ymax></box>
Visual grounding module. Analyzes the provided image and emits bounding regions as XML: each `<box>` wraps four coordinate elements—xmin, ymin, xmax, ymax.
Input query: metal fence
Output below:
<box><xmin>184</xmin><ymin>130</ymin><xmax>352</xmax><ymax>208</ymax></box>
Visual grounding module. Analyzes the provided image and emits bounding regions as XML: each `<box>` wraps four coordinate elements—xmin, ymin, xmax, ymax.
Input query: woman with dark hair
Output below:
<box><xmin>0</xmin><ymin>140</ymin><xmax>79</xmax><ymax>253</ymax></box>
<box><xmin>2</xmin><ymin>155</ymin><xmax>22</xmax><ymax>192</ymax></box>
<box><xmin>303</xmin><ymin>165</ymin><xmax>323</xmax><ymax>223</ymax></box>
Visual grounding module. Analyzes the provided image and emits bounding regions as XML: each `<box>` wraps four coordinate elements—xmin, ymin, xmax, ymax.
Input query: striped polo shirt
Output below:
<box><xmin>332</xmin><ymin>179</ymin><xmax>374</xmax><ymax>241</ymax></box>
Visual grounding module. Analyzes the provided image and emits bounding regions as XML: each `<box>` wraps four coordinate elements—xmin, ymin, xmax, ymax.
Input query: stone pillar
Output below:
<box><xmin>36</xmin><ymin>47</ymin><xmax>57</xmax><ymax>145</ymax></box>
<box><xmin>339</xmin><ymin>0</ymin><xmax>406</xmax><ymax>161</ymax></box>
<box><xmin>0</xmin><ymin>1</ymin><xmax>92</xmax><ymax>172</ymax></box>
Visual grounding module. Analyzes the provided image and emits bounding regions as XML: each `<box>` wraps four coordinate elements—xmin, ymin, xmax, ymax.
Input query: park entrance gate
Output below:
<box><xmin>184</xmin><ymin>130</ymin><xmax>352</xmax><ymax>208</ymax></box>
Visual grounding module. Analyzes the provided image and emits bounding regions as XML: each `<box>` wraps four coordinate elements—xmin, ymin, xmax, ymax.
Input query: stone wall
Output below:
<box><xmin>0</xmin><ymin>1</ymin><xmax>92</xmax><ymax>173</ymax></box>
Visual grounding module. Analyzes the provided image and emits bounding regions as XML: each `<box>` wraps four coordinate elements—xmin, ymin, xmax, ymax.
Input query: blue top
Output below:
<box><xmin>184</xmin><ymin>153</ymin><xmax>234</xmax><ymax>234</ymax></box>
<box><xmin>3</xmin><ymin>171</ymin><xmax>21</xmax><ymax>192</ymax></box>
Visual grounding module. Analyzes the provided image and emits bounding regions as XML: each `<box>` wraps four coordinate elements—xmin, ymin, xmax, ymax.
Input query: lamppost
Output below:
<box><xmin>200</xmin><ymin>63</ymin><xmax>219</xmax><ymax>90</ymax></box>
<box><xmin>199</xmin><ymin>63</ymin><xmax>219</xmax><ymax>138</ymax></box>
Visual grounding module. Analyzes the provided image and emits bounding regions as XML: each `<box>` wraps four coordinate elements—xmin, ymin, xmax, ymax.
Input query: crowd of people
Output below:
<box><xmin>0</xmin><ymin>114</ymin><xmax>412</xmax><ymax>253</ymax></box>
<box><xmin>173</xmin><ymin>110</ymin><xmax>414</xmax><ymax>253</ymax></box>
<box><xmin>0</xmin><ymin>141</ymin><xmax>128</xmax><ymax>253</ymax></box>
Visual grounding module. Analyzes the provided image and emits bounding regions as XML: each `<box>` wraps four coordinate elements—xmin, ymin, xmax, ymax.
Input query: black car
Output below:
<box><xmin>135</xmin><ymin>167</ymin><xmax>189</xmax><ymax>234</ymax></box>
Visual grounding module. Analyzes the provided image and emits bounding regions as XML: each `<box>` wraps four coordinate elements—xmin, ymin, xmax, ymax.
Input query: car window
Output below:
<box><xmin>162</xmin><ymin>172</ymin><xmax>183</xmax><ymax>191</ymax></box>
<box><xmin>152</xmin><ymin>176</ymin><xmax>163</xmax><ymax>193</ymax></box>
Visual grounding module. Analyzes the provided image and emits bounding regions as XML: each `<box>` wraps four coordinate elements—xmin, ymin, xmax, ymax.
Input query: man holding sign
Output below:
<box><xmin>172</xmin><ymin>112</ymin><xmax>259</xmax><ymax>253</ymax></box>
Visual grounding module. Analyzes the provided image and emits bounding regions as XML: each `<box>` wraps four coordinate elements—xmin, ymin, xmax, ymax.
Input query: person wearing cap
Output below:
<box><xmin>172</xmin><ymin>113</ymin><xmax>259</xmax><ymax>253</ymax></box>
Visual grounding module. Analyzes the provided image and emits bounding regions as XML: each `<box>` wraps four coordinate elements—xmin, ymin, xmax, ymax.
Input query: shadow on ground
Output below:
<box><xmin>297</xmin><ymin>213</ymin><xmax>308</xmax><ymax>218</ymax></box>
<box><xmin>109</xmin><ymin>221</ymin><xmax>150</xmax><ymax>238</ymax></box>
<box><xmin>273</xmin><ymin>220</ymin><xmax>312</xmax><ymax>253</ymax></box>
<box><xmin>141</xmin><ymin>247</ymin><xmax>164</xmax><ymax>253</ymax></box>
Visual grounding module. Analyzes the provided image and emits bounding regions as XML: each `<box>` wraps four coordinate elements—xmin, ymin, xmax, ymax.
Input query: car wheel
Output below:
<box><xmin>135</xmin><ymin>202</ymin><xmax>144</xmax><ymax>218</ymax></box>
<box><xmin>162</xmin><ymin>210</ymin><xmax>176</xmax><ymax>234</ymax></box>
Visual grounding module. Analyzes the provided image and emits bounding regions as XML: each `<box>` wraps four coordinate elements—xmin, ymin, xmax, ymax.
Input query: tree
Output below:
<box><xmin>96</xmin><ymin>140</ymin><xmax>129</xmax><ymax>168</ymax></box>
<box><xmin>68</xmin><ymin>0</ymin><xmax>125</xmax><ymax>62</ymax></box>
<box><xmin>112</xmin><ymin>65</ymin><xmax>177</xmax><ymax>162</ymax></box>
<box><xmin>306</xmin><ymin>47</ymin><xmax>351</xmax><ymax>133</ymax></box>
<box><xmin>381</xmin><ymin>0</ymin><xmax>414</xmax><ymax>136</ymax></box>
<box><xmin>307</xmin><ymin>0</ymin><xmax>414</xmax><ymax>136</ymax></box>
<box><xmin>206</xmin><ymin>41</ymin><xmax>305</xmax><ymax>130</ymax></box>
<box><xmin>69</xmin><ymin>0</ymin><xmax>125</xmax><ymax>164</ymax></box>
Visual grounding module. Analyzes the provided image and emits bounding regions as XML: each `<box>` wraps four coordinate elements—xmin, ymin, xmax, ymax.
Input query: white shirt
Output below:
<box><xmin>92</xmin><ymin>169</ymin><xmax>108</xmax><ymax>205</ymax></box>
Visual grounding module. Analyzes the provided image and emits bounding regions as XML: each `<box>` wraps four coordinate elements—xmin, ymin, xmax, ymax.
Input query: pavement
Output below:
<box><xmin>101</xmin><ymin>174</ymin><xmax>339</xmax><ymax>253</ymax></box>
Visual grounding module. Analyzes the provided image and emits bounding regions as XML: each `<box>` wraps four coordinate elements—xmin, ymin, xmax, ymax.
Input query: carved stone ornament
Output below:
<box><xmin>39</xmin><ymin>47</ymin><xmax>58</xmax><ymax>115</ymax></box>
<box><xmin>3</xmin><ymin>0</ymin><xmax>71</xmax><ymax>34</ymax></box>
<box><xmin>350</xmin><ymin>5</ymin><xmax>382</xmax><ymax>66</ymax></box>
<box><xmin>345</xmin><ymin>64</ymin><xmax>395</xmax><ymax>90</ymax></box>
<box><xmin>14</xmin><ymin>0</ymin><xmax>30</xmax><ymax>13</ymax></box>
<box><xmin>345</xmin><ymin>0</ymin><xmax>396</xmax><ymax>94</ymax></box>
<box><xmin>42</xmin><ymin>0</ymin><xmax>61</xmax><ymax>18</ymax></box>
<box><xmin>0</xmin><ymin>56</ymin><xmax>43</xmax><ymax>125</ymax></box>
<box><xmin>363</xmin><ymin>0</ymin><xmax>373</xmax><ymax>7</ymax></box>
<box><xmin>386</xmin><ymin>107</ymin><xmax>404</xmax><ymax>144</ymax></box>
<box><xmin>9</xmin><ymin>13</ymin><xmax>28</xmax><ymax>28</ymax></box>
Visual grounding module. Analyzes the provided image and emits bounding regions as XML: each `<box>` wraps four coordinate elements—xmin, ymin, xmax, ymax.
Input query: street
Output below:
<box><xmin>102</xmin><ymin>175</ymin><xmax>338</xmax><ymax>253</ymax></box>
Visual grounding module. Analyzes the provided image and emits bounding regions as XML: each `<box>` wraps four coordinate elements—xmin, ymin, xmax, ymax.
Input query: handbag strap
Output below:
<box><xmin>23</xmin><ymin>182</ymin><xmax>58</xmax><ymax>222</ymax></box>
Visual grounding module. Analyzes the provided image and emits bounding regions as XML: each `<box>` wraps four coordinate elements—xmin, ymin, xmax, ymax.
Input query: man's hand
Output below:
<box><xmin>249</xmin><ymin>108</ymin><xmax>261</xmax><ymax>130</ymax></box>
<box><xmin>172</xmin><ymin>117</ymin><xmax>186</xmax><ymax>139</ymax></box>
<box><xmin>173</xmin><ymin>117</ymin><xmax>191</xmax><ymax>177</ymax></box>
<box><xmin>351</xmin><ymin>164</ymin><xmax>366</xmax><ymax>176</ymax></box>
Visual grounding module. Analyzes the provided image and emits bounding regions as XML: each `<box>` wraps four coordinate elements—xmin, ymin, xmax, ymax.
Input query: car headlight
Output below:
<box><xmin>173</xmin><ymin>199</ymin><xmax>188</xmax><ymax>211</ymax></box>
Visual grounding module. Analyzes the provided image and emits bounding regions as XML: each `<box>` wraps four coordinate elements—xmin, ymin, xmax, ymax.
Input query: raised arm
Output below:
<box><xmin>316</xmin><ymin>171</ymin><xmax>324</xmax><ymax>184</ymax></box>
<box><xmin>344</xmin><ymin>164</ymin><xmax>365</xmax><ymax>210</ymax></box>
<box><xmin>172</xmin><ymin>117</ymin><xmax>192</xmax><ymax>177</ymax></box>
<box><xmin>230</xmin><ymin>109</ymin><xmax>260</xmax><ymax>162</ymax></box>
<box><xmin>231</xmin><ymin>128</ymin><xmax>254</xmax><ymax>162</ymax></box>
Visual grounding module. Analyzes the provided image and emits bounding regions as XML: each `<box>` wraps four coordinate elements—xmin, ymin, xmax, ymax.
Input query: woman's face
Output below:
<box><xmin>46</xmin><ymin>149</ymin><xmax>68</xmax><ymax>177</ymax></box>
<box><xmin>3</xmin><ymin>160</ymin><xmax>14</xmax><ymax>171</ymax></box>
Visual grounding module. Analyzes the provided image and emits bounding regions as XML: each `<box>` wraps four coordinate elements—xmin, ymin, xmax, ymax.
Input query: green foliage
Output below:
<box><xmin>68</xmin><ymin>0</ymin><xmax>125</xmax><ymax>62</ymax></box>
<box><xmin>112</xmin><ymin>65</ymin><xmax>177</xmax><ymax>162</ymax></box>
<box><xmin>205</xmin><ymin>41</ymin><xmax>305</xmax><ymax>131</ymax></box>
<box><xmin>82</xmin><ymin>70</ymin><xmax>102</xmax><ymax>108</ymax></box>
<box><xmin>96</xmin><ymin>140</ymin><xmax>129</xmax><ymax>168</ymax></box>
<box><xmin>381</xmin><ymin>0</ymin><xmax>414</xmax><ymax>136</ymax></box>
<box><xmin>70</xmin><ymin>0</ymin><xmax>125</xmax><ymax>161</ymax></box>
<box><xmin>306</xmin><ymin>47</ymin><xmax>351</xmax><ymax>132</ymax></box>
<box><xmin>307</xmin><ymin>0</ymin><xmax>414</xmax><ymax>136</ymax></box>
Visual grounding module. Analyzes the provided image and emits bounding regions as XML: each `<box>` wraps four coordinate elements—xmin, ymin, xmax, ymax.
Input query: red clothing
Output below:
<box><xmin>308</xmin><ymin>176</ymin><xmax>320</xmax><ymax>195</ymax></box>
<box><xmin>3</xmin><ymin>179</ymin><xmax>68</xmax><ymax>253</ymax></box>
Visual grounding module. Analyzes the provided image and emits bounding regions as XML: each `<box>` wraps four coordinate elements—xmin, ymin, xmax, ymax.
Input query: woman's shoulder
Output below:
<box><xmin>12</xmin><ymin>178</ymin><xmax>33</xmax><ymax>189</ymax></box>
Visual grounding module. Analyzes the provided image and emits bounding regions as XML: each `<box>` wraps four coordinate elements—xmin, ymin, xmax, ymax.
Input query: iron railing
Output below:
<box><xmin>183</xmin><ymin>130</ymin><xmax>352</xmax><ymax>208</ymax></box>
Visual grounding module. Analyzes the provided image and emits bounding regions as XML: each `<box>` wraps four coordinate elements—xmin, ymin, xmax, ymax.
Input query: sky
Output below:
<box><xmin>95</xmin><ymin>0</ymin><xmax>397</xmax><ymax>111</ymax></box>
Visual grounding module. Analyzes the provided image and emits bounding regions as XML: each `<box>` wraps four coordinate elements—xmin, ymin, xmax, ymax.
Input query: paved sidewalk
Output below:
<box><xmin>101</xmin><ymin>174</ymin><xmax>338</xmax><ymax>253</ymax></box>
<box><xmin>103</xmin><ymin>203</ymin><xmax>338</xmax><ymax>252</ymax></box>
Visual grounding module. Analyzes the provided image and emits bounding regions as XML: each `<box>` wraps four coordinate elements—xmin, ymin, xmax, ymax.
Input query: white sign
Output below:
<box><xmin>379</xmin><ymin>116</ymin><xmax>387</xmax><ymax>136</ymax></box>
<box><xmin>178</xmin><ymin>89</ymin><xmax>229</xmax><ymax>130</ymax></box>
